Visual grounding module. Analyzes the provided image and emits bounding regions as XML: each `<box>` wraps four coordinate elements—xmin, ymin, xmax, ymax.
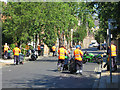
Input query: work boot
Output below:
<box><xmin>60</xmin><ymin>67</ymin><xmax>63</xmax><ymax>72</ymax></box>
<box><xmin>57</xmin><ymin>64</ymin><xmax>61</xmax><ymax>71</ymax></box>
<box><xmin>76</xmin><ymin>70</ymin><xmax>79</xmax><ymax>74</ymax></box>
<box><xmin>14</xmin><ymin>62</ymin><xmax>16</xmax><ymax>65</ymax></box>
<box><xmin>79</xmin><ymin>70</ymin><xmax>82</xmax><ymax>75</ymax></box>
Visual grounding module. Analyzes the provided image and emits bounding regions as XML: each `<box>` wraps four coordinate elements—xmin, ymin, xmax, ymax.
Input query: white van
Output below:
<box><xmin>91</xmin><ymin>40</ymin><xmax>99</xmax><ymax>47</ymax></box>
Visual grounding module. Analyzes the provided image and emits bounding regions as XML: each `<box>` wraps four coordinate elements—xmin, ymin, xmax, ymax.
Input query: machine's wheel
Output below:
<box><xmin>83</xmin><ymin>60</ymin><xmax>87</xmax><ymax>64</ymax></box>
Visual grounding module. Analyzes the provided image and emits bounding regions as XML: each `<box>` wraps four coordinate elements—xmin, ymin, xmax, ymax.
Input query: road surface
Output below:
<box><xmin>2</xmin><ymin>47</ymin><xmax>105</xmax><ymax>88</ymax></box>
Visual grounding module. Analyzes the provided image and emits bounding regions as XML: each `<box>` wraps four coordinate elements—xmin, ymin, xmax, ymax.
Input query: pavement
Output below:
<box><xmin>0</xmin><ymin>56</ymin><xmax>44</xmax><ymax>68</ymax></box>
<box><xmin>93</xmin><ymin>59</ymin><xmax>120</xmax><ymax>89</ymax></box>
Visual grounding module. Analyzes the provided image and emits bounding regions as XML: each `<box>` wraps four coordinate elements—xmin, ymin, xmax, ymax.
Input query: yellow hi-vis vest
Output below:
<box><xmin>4</xmin><ymin>45</ymin><xmax>9</xmax><ymax>52</ymax></box>
<box><xmin>74</xmin><ymin>49</ymin><xmax>83</xmax><ymax>61</ymax></box>
<box><xmin>52</xmin><ymin>46</ymin><xmax>56</xmax><ymax>51</ymax></box>
<box><xmin>13</xmin><ymin>47</ymin><xmax>21</xmax><ymax>56</ymax></box>
<box><xmin>111</xmin><ymin>44</ymin><xmax>116</xmax><ymax>56</ymax></box>
<box><xmin>58</xmin><ymin>47</ymin><xmax>67</xmax><ymax>60</ymax></box>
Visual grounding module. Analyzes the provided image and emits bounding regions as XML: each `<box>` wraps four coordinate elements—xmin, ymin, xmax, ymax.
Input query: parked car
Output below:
<box><xmin>88</xmin><ymin>40</ymin><xmax>99</xmax><ymax>48</ymax></box>
<box><xmin>91</xmin><ymin>42</ymin><xmax>99</xmax><ymax>47</ymax></box>
<box><xmin>97</xmin><ymin>43</ymin><xmax>106</xmax><ymax>50</ymax></box>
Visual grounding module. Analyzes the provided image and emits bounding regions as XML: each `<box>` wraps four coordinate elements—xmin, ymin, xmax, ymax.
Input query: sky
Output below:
<box><xmin>1</xmin><ymin>0</ymin><xmax>7</xmax><ymax>3</ymax></box>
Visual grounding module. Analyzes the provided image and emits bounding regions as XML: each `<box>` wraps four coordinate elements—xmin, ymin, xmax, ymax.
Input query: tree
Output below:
<box><xmin>95</xmin><ymin>2</ymin><xmax>120</xmax><ymax>40</ymax></box>
<box><xmin>2</xmin><ymin>2</ymin><xmax>95</xmax><ymax>49</ymax></box>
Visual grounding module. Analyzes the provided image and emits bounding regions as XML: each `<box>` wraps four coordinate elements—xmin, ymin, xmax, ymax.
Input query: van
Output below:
<box><xmin>91</xmin><ymin>40</ymin><xmax>99</xmax><ymax>47</ymax></box>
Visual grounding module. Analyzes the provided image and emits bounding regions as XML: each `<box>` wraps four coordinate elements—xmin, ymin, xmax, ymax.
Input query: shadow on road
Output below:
<box><xmin>35</xmin><ymin>59</ymin><xmax>58</xmax><ymax>62</ymax></box>
<box><xmin>2</xmin><ymin>73</ymin><xmax>97</xmax><ymax>88</ymax></box>
<box><xmin>29</xmin><ymin>56</ymin><xmax>58</xmax><ymax>62</ymax></box>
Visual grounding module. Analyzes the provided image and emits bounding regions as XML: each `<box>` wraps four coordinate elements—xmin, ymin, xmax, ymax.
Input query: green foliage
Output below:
<box><xmin>94</xmin><ymin>29</ymin><xmax>104</xmax><ymax>44</ymax></box>
<box><xmin>73</xmin><ymin>24</ymin><xmax>87</xmax><ymax>43</ymax></box>
<box><xmin>29</xmin><ymin>45</ymin><xmax>33</xmax><ymax>50</ymax></box>
<box><xmin>21</xmin><ymin>43</ymin><xmax>26</xmax><ymax>49</ymax></box>
<box><xmin>2</xmin><ymin>2</ymin><xmax>95</xmax><ymax>48</ymax></box>
<box><xmin>10</xmin><ymin>43</ymin><xmax>15</xmax><ymax>50</ymax></box>
<box><xmin>95</xmin><ymin>2</ymin><xmax>120</xmax><ymax>39</ymax></box>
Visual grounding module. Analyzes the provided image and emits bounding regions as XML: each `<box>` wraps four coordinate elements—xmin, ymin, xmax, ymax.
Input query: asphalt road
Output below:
<box><xmin>2</xmin><ymin>47</ymin><xmax>105</xmax><ymax>88</ymax></box>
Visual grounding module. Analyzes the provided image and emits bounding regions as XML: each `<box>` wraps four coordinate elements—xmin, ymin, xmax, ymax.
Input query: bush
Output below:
<box><xmin>10</xmin><ymin>44</ymin><xmax>15</xmax><ymax>50</ymax></box>
<box><xmin>29</xmin><ymin>45</ymin><xmax>33</xmax><ymax>50</ymax></box>
<box><xmin>21</xmin><ymin>43</ymin><xmax>26</xmax><ymax>49</ymax></box>
<box><xmin>21</xmin><ymin>49</ymin><xmax>24</xmax><ymax>54</ymax></box>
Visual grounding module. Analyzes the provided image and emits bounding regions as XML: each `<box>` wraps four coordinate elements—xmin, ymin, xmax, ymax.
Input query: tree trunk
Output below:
<box><xmin>35</xmin><ymin>34</ymin><xmax>38</xmax><ymax>49</ymax></box>
<box><xmin>0</xmin><ymin>27</ymin><xmax>2</xmax><ymax>58</ymax></box>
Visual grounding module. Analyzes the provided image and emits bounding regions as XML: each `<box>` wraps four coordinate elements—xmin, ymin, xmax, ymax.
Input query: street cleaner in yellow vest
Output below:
<box><xmin>13</xmin><ymin>45</ymin><xmax>21</xmax><ymax>65</ymax></box>
<box><xmin>104</xmin><ymin>41</ymin><xmax>117</xmax><ymax>71</ymax></box>
<box><xmin>4</xmin><ymin>43</ymin><xmax>9</xmax><ymax>59</ymax></box>
<box><xmin>74</xmin><ymin>45</ymin><xmax>83</xmax><ymax>75</ymax></box>
<box><xmin>52</xmin><ymin>45</ymin><xmax>56</xmax><ymax>57</ymax></box>
<box><xmin>57</xmin><ymin>45</ymin><xmax>68</xmax><ymax>72</ymax></box>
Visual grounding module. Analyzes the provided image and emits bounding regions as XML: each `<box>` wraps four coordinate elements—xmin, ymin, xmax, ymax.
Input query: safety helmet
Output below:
<box><xmin>79</xmin><ymin>45</ymin><xmax>81</xmax><ymax>49</ymax></box>
<box><xmin>76</xmin><ymin>45</ymin><xmax>81</xmax><ymax>49</ymax></box>
<box><xmin>76</xmin><ymin>45</ymin><xmax>79</xmax><ymax>48</ymax></box>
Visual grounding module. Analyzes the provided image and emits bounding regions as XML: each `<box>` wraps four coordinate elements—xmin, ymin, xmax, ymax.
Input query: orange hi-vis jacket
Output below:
<box><xmin>38</xmin><ymin>45</ymin><xmax>41</xmax><ymax>50</ymax></box>
<box><xmin>13</xmin><ymin>47</ymin><xmax>21</xmax><ymax>56</ymax></box>
<box><xmin>58</xmin><ymin>47</ymin><xmax>67</xmax><ymax>60</ymax></box>
<box><xmin>74</xmin><ymin>48</ymin><xmax>83</xmax><ymax>61</ymax></box>
<box><xmin>4</xmin><ymin>45</ymin><xmax>9</xmax><ymax>52</ymax></box>
<box><xmin>52</xmin><ymin>46</ymin><xmax>56</xmax><ymax>51</ymax></box>
<box><xmin>111</xmin><ymin>44</ymin><xmax>117</xmax><ymax>56</ymax></box>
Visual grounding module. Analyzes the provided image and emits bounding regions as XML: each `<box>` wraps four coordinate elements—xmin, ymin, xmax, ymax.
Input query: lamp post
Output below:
<box><xmin>0</xmin><ymin>0</ymin><xmax>2</xmax><ymax>59</ymax></box>
<box><xmin>0</xmin><ymin>27</ymin><xmax>2</xmax><ymax>59</ymax></box>
<box><xmin>33</xmin><ymin>33</ymin><xmax>35</xmax><ymax>49</ymax></box>
<box><xmin>108</xmin><ymin>19</ymin><xmax>116</xmax><ymax>83</ymax></box>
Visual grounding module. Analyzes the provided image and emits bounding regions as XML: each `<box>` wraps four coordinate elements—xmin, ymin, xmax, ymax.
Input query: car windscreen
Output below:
<box><xmin>92</xmin><ymin>42</ymin><xmax>95</xmax><ymax>44</ymax></box>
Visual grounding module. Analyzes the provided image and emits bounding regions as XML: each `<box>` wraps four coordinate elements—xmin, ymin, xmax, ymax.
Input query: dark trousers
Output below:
<box><xmin>53</xmin><ymin>51</ymin><xmax>55</xmax><ymax>56</ymax></box>
<box><xmin>106</xmin><ymin>56</ymin><xmax>116</xmax><ymax>70</ymax></box>
<box><xmin>75</xmin><ymin>60</ymin><xmax>83</xmax><ymax>71</ymax></box>
<box><xmin>14</xmin><ymin>55</ymin><xmax>19</xmax><ymax>64</ymax></box>
<box><xmin>111</xmin><ymin>56</ymin><xmax>116</xmax><ymax>68</ymax></box>
<box><xmin>4</xmin><ymin>51</ymin><xmax>8</xmax><ymax>57</ymax></box>
<box><xmin>58</xmin><ymin>59</ymin><xmax>65</xmax><ymax>65</ymax></box>
<box><xmin>38</xmin><ymin>50</ymin><xmax>41</xmax><ymax>56</ymax></box>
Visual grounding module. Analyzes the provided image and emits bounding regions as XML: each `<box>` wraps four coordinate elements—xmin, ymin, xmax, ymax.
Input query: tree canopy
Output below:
<box><xmin>2</xmin><ymin>2</ymin><xmax>95</xmax><ymax>48</ymax></box>
<box><xmin>94</xmin><ymin>2</ymin><xmax>120</xmax><ymax>41</ymax></box>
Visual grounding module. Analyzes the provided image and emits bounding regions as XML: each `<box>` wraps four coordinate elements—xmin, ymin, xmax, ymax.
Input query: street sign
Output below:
<box><xmin>108</xmin><ymin>19</ymin><xmax>117</xmax><ymax>30</ymax></box>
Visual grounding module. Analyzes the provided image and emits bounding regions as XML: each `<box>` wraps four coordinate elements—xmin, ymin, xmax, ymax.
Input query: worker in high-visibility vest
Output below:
<box><xmin>4</xmin><ymin>43</ymin><xmax>9</xmax><ymax>58</ymax></box>
<box><xmin>57</xmin><ymin>45</ymin><xmax>68</xmax><ymax>71</ymax></box>
<box><xmin>110</xmin><ymin>41</ymin><xmax>117</xmax><ymax>70</ymax></box>
<box><xmin>13</xmin><ymin>45</ymin><xmax>21</xmax><ymax>65</ymax></box>
<box><xmin>106</xmin><ymin>41</ymin><xmax>117</xmax><ymax>71</ymax></box>
<box><xmin>52</xmin><ymin>45</ymin><xmax>56</xmax><ymax>57</ymax></box>
<box><xmin>38</xmin><ymin>44</ymin><xmax>41</xmax><ymax>56</ymax></box>
<box><xmin>74</xmin><ymin>45</ymin><xmax>83</xmax><ymax>75</ymax></box>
